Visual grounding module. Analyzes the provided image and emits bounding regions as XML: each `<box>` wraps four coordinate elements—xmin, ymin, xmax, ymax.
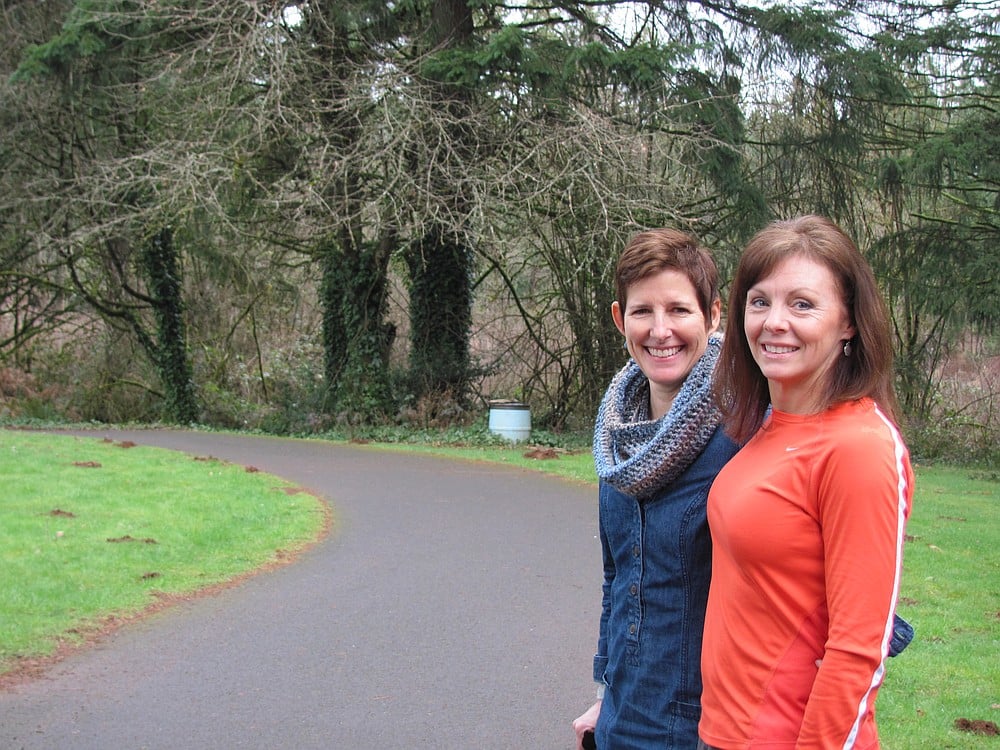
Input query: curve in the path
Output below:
<box><xmin>0</xmin><ymin>430</ymin><xmax>601</xmax><ymax>750</ymax></box>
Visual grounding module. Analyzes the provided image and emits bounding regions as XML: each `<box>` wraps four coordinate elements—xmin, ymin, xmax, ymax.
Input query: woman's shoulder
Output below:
<box><xmin>825</xmin><ymin>398</ymin><xmax>903</xmax><ymax>439</ymax></box>
<box><xmin>814</xmin><ymin>400</ymin><xmax>910</xmax><ymax>472</ymax></box>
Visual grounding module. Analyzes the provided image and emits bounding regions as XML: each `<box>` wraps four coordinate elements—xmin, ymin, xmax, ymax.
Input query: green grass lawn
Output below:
<box><xmin>1</xmin><ymin>430</ymin><xmax>996</xmax><ymax>747</ymax></box>
<box><xmin>877</xmin><ymin>465</ymin><xmax>1000</xmax><ymax>749</ymax></box>
<box><xmin>0</xmin><ymin>429</ymin><xmax>327</xmax><ymax>675</ymax></box>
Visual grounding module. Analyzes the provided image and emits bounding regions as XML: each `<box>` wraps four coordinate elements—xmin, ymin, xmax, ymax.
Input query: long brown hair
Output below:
<box><xmin>714</xmin><ymin>215</ymin><xmax>900</xmax><ymax>443</ymax></box>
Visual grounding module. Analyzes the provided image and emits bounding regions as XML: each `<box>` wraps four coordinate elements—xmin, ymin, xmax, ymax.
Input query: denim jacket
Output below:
<box><xmin>593</xmin><ymin>426</ymin><xmax>738</xmax><ymax>749</ymax></box>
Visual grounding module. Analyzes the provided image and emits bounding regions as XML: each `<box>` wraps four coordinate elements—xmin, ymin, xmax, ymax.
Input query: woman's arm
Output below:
<box><xmin>799</xmin><ymin>417</ymin><xmax>913</xmax><ymax>747</ymax></box>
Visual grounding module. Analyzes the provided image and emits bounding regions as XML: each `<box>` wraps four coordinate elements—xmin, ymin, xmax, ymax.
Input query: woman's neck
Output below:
<box><xmin>649</xmin><ymin>386</ymin><xmax>678</xmax><ymax>421</ymax></box>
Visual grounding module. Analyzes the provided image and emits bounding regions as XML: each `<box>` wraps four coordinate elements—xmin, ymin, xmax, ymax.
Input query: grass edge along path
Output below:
<box><xmin>0</xmin><ymin>429</ymin><xmax>330</xmax><ymax>687</ymax></box>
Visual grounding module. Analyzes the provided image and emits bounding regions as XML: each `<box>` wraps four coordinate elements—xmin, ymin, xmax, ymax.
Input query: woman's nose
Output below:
<box><xmin>763</xmin><ymin>306</ymin><xmax>789</xmax><ymax>332</ymax></box>
<box><xmin>651</xmin><ymin>312</ymin><xmax>673</xmax><ymax>338</ymax></box>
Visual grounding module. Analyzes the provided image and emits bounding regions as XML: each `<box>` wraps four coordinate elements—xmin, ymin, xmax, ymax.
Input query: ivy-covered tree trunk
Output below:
<box><xmin>138</xmin><ymin>227</ymin><xmax>198</xmax><ymax>424</ymax></box>
<box><xmin>404</xmin><ymin>0</ymin><xmax>476</xmax><ymax>407</ymax></box>
<box><xmin>319</xmin><ymin>231</ymin><xmax>395</xmax><ymax>421</ymax></box>
<box><xmin>293</xmin><ymin>0</ymin><xmax>398</xmax><ymax>421</ymax></box>
<box><xmin>405</xmin><ymin>227</ymin><xmax>472</xmax><ymax>402</ymax></box>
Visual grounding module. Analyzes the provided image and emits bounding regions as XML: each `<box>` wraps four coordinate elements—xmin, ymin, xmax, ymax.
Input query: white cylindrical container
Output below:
<box><xmin>488</xmin><ymin>400</ymin><xmax>531</xmax><ymax>442</ymax></box>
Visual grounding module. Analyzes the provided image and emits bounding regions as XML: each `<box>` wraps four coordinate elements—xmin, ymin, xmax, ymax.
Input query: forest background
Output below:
<box><xmin>0</xmin><ymin>0</ymin><xmax>997</xmax><ymax>465</ymax></box>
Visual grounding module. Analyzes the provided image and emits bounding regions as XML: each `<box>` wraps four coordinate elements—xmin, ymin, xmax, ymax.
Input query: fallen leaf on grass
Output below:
<box><xmin>139</xmin><ymin>572</ymin><xmax>161</xmax><ymax>580</ymax></box>
<box><xmin>49</xmin><ymin>509</ymin><xmax>76</xmax><ymax>517</ymax></box>
<box><xmin>72</xmin><ymin>461</ymin><xmax>102</xmax><ymax>468</ymax></box>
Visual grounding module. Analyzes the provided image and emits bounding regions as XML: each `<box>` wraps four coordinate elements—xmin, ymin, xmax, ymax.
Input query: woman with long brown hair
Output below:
<box><xmin>698</xmin><ymin>216</ymin><xmax>914</xmax><ymax>749</ymax></box>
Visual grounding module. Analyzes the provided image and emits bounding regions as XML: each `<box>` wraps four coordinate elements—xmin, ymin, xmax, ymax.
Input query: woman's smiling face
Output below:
<box><xmin>613</xmin><ymin>268</ymin><xmax>721</xmax><ymax>419</ymax></box>
<box><xmin>743</xmin><ymin>253</ymin><xmax>856</xmax><ymax>414</ymax></box>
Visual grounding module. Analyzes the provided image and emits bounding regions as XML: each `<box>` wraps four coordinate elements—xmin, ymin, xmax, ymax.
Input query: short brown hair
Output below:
<box><xmin>615</xmin><ymin>228</ymin><xmax>721</xmax><ymax>325</ymax></box>
<box><xmin>714</xmin><ymin>215</ymin><xmax>900</xmax><ymax>443</ymax></box>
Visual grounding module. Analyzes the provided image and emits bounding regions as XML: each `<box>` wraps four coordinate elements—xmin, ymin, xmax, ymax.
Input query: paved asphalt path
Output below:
<box><xmin>0</xmin><ymin>430</ymin><xmax>603</xmax><ymax>749</ymax></box>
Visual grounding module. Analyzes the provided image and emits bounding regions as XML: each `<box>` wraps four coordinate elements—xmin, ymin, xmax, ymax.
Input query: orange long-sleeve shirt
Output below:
<box><xmin>699</xmin><ymin>399</ymin><xmax>913</xmax><ymax>749</ymax></box>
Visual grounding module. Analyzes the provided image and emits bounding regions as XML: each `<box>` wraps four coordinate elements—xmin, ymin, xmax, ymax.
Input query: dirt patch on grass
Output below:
<box><xmin>954</xmin><ymin>718</ymin><xmax>999</xmax><ymax>736</ymax></box>
<box><xmin>106</xmin><ymin>535</ymin><xmax>158</xmax><ymax>544</ymax></box>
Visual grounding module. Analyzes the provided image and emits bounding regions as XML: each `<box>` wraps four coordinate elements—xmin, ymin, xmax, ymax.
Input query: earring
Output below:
<box><xmin>843</xmin><ymin>340</ymin><xmax>853</xmax><ymax>357</ymax></box>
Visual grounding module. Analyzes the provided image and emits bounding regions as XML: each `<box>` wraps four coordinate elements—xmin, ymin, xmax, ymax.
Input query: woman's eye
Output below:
<box><xmin>748</xmin><ymin>297</ymin><xmax>767</xmax><ymax>308</ymax></box>
<box><xmin>793</xmin><ymin>300</ymin><xmax>813</xmax><ymax>311</ymax></box>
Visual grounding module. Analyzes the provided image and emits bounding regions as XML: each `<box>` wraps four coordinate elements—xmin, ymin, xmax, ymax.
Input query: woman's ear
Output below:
<box><xmin>708</xmin><ymin>297</ymin><xmax>722</xmax><ymax>335</ymax></box>
<box><xmin>611</xmin><ymin>300</ymin><xmax>626</xmax><ymax>336</ymax></box>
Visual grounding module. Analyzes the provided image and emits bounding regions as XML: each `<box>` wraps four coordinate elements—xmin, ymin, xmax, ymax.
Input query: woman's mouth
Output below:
<box><xmin>762</xmin><ymin>343</ymin><xmax>797</xmax><ymax>354</ymax></box>
<box><xmin>648</xmin><ymin>345</ymin><xmax>682</xmax><ymax>357</ymax></box>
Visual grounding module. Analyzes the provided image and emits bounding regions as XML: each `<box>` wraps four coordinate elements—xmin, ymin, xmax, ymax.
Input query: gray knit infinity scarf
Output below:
<box><xmin>593</xmin><ymin>334</ymin><xmax>723</xmax><ymax>500</ymax></box>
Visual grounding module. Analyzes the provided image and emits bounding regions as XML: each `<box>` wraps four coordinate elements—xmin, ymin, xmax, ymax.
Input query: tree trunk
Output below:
<box><xmin>406</xmin><ymin>227</ymin><xmax>471</xmax><ymax>404</ymax></box>
<box><xmin>319</xmin><ymin>230</ymin><xmax>395</xmax><ymax>421</ymax></box>
<box><xmin>297</xmin><ymin>0</ymin><xmax>399</xmax><ymax>420</ymax></box>
<box><xmin>405</xmin><ymin>0</ymin><xmax>476</xmax><ymax>406</ymax></box>
<box><xmin>139</xmin><ymin>227</ymin><xmax>198</xmax><ymax>424</ymax></box>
